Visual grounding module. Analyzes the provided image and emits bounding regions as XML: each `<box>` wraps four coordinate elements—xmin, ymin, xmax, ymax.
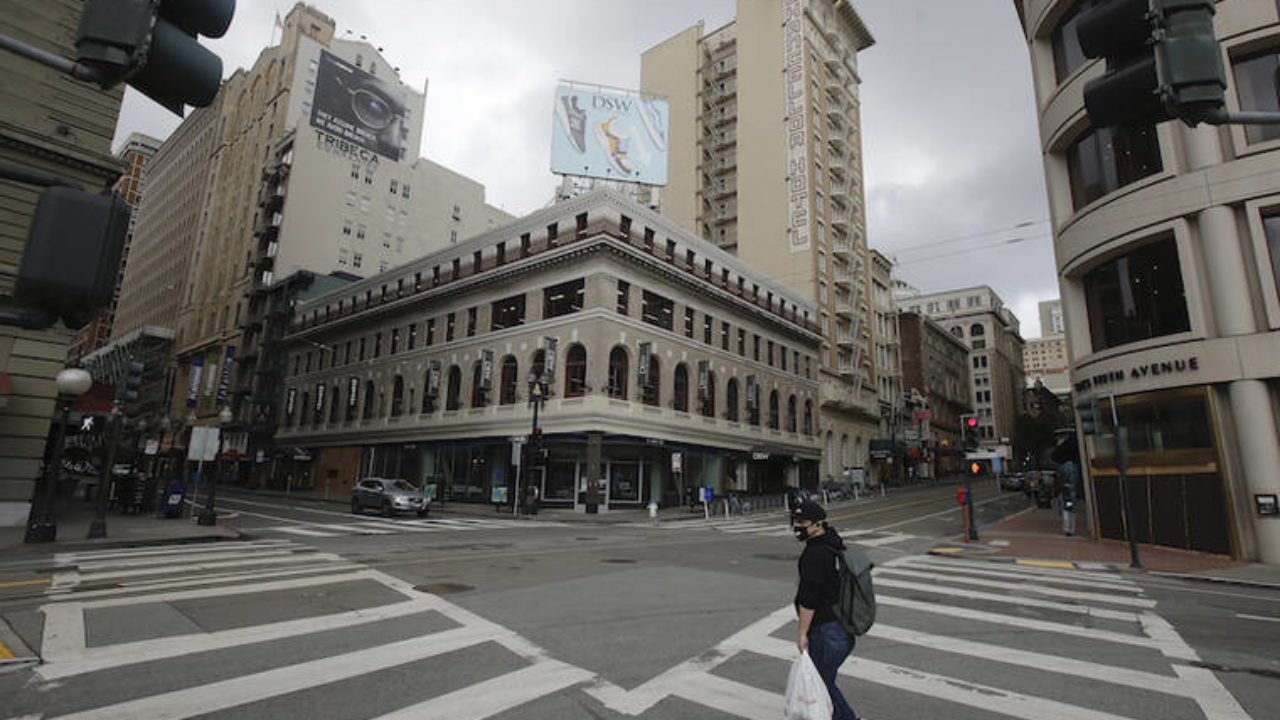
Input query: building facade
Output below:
<box><xmin>1023</xmin><ymin>334</ymin><xmax>1069</xmax><ymax>396</ymax></box>
<box><xmin>898</xmin><ymin>311</ymin><xmax>973</xmax><ymax>475</ymax></box>
<box><xmin>1015</xmin><ymin>0</ymin><xmax>1280</xmax><ymax>562</ymax></box>
<box><xmin>0</xmin><ymin>0</ymin><xmax>125</xmax><ymax>522</ymax></box>
<box><xmin>1039</xmin><ymin>298</ymin><xmax>1064</xmax><ymax>336</ymax></box>
<box><xmin>68</xmin><ymin>133</ymin><xmax>160</xmax><ymax>364</ymax></box>
<box><xmin>277</xmin><ymin>190</ymin><xmax>823</xmax><ymax>507</ymax></box>
<box><xmin>641</xmin><ymin>0</ymin><xmax>883</xmax><ymax>480</ymax></box>
<box><xmin>901</xmin><ymin>286</ymin><xmax>1026</xmax><ymax>451</ymax></box>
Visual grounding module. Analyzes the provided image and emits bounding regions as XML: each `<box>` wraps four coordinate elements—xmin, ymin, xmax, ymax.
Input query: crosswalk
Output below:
<box><xmin>8</xmin><ymin>541</ymin><xmax>1254</xmax><ymax>719</ymax></box>
<box><xmin>254</xmin><ymin>515</ymin><xmax>568</xmax><ymax>538</ymax></box>
<box><xmin>629</xmin><ymin>515</ymin><xmax>918</xmax><ymax>546</ymax></box>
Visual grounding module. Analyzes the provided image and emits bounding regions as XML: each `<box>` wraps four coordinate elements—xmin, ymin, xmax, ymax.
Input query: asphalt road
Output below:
<box><xmin>1</xmin><ymin>484</ymin><xmax>1273</xmax><ymax>720</ymax></box>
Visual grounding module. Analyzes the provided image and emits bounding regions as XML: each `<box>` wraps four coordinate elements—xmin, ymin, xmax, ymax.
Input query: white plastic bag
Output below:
<box><xmin>784</xmin><ymin>651</ymin><xmax>832</xmax><ymax>720</ymax></box>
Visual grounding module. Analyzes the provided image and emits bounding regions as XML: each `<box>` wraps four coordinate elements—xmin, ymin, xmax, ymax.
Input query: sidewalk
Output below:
<box><xmin>931</xmin><ymin>504</ymin><xmax>1280</xmax><ymax>589</ymax></box>
<box><xmin>0</xmin><ymin>496</ymin><xmax>239</xmax><ymax>558</ymax></box>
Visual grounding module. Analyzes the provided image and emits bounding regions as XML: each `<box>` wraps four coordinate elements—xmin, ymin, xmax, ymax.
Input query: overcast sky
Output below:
<box><xmin>113</xmin><ymin>0</ymin><xmax>1057</xmax><ymax>338</ymax></box>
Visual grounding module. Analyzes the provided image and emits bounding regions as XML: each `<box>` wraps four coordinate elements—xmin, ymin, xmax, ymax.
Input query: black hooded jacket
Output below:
<box><xmin>794</xmin><ymin>526</ymin><xmax>846</xmax><ymax>626</ymax></box>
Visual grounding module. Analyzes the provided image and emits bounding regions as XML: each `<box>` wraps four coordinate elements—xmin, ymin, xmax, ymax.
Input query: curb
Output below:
<box><xmin>927</xmin><ymin>547</ymin><xmax>1081</xmax><ymax>570</ymax></box>
<box><xmin>0</xmin><ymin>618</ymin><xmax>37</xmax><ymax>674</ymax></box>
<box><xmin>1146</xmin><ymin>570</ymin><xmax>1280</xmax><ymax>591</ymax></box>
<box><xmin>0</xmin><ymin>527</ymin><xmax>243</xmax><ymax>557</ymax></box>
<box><xmin>926</xmin><ymin>546</ymin><xmax>1280</xmax><ymax>588</ymax></box>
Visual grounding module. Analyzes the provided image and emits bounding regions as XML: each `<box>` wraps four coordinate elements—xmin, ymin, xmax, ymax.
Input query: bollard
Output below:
<box><xmin>648</xmin><ymin>501</ymin><xmax>658</xmax><ymax>526</ymax></box>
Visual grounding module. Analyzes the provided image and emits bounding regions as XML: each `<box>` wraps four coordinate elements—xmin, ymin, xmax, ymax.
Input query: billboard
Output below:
<box><xmin>551</xmin><ymin>83</ymin><xmax>668</xmax><ymax>185</ymax></box>
<box><xmin>311</xmin><ymin>50</ymin><xmax>407</xmax><ymax>161</ymax></box>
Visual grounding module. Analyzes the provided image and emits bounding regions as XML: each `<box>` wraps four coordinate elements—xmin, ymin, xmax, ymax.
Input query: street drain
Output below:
<box><xmin>415</xmin><ymin>582</ymin><xmax>474</xmax><ymax>595</ymax></box>
<box><xmin>601</xmin><ymin>558</ymin><xmax>637</xmax><ymax>564</ymax></box>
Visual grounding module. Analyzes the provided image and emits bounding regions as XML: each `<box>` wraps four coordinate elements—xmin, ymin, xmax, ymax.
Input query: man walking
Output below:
<box><xmin>792</xmin><ymin>501</ymin><xmax>859</xmax><ymax>720</ymax></box>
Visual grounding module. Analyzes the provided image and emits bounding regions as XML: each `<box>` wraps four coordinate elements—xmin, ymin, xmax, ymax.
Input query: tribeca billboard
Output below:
<box><xmin>310</xmin><ymin>50</ymin><xmax>408</xmax><ymax>161</ymax></box>
<box><xmin>551</xmin><ymin>83</ymin><xmax>668</xmax><ymax>186</ymax></box>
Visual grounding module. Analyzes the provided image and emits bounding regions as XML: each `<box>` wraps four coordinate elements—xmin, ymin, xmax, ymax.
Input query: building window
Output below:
<box><xmin>471</xmin><ymin>362</ymin><xmax>486</xmax><ymax>408</ymax></box>
<box><xmin>446</xmin><ymin>312</ymin><xmax>455</xmax><ymax>341</ymax></box>
<box><xmin>684</xmin><ymin>307</ymin><xmax>695</xmax><ymax>338</ymax></box>
<box><xmin>373</xmin><ymin>332</ymin><xmax>382</xmax><ymax>358</ymax></box>
<box><xmin>389</xmin><ymin>328</ymin><xmax>400</xmax><ymax>354</ymax></box>
<box><xmin>803</xmin><ymin>399</ymin><xmax>814</xmax><ymax>435</ymax></box>
<box><xmin>565</xmin><ymin>344</ymin><xmax>587</xmax><ymax>397</ymax></box>
<box><xmin>703</xmin><ymin>315</ymin><xmax>713</xmax><ymax>344</ymax></box>
<box><xmin>1051</xmin><ymin>0</ymin><xmax>1099</xmax><ymax>84</ymax></box>
<box><xmin>970</xmin><ymin>323</ymin><xmax>985</xmax><ymax>337</ymax></box>
<box><xmin>500</xmin><ymin>356</ymin><xmax>518</xmax><ymax>405</ymax></box>
<box><xmin>701</xmin><ymin>370</ymin><xmax>716</xmax><ymax>418</ymax></box>
<box><xmin>767</xmin><ymin>340</ymin><xmax>775</xmax><ymax>366</ymax></box>
<box><xmin>543</xmin><ymin>279</ymin><xmax>584</xmax><ymax>318</ymax></box>
<box><xmin>407</xmin><ymin>323</ymin><xmax>417</xmax><ymax>350</ymax></box>
<box><xmin>1263</xmin><ymin>212</ymin><xmax>1280</xmax><ymax>298</ymax></box>
<box><xmin>721</xmin><ymin>322</ymin><xmax>730</xmax><ymax>351</ymax></box>
<box><xmin>641</xmin><ymin>291</ymin><xmax>674</xmax><ymax>330</ymax></box>
<box><xmin>616</xmin><ymin>280</ymin><xmax>630</xmax><ymax>314</ymax></box>
<box><xmin>491</xmin><ymin>294</ymin><xmax>526</xmax><ymax>330</ymax></box>
<box><xmin>673</xmin><ymin>363</ymin><xmax>689</xmax><ymax>412</ymax></box>
<box><xmin>445</xmin><ymin>366</ymin><xmax>462</xmax><ymax>411</ymax></box>
<box><xmin>362</xmin><ymin>380</ymin><xmax>376</xmax><ymax>419</ymax></box>
<box><xmin>1067</xmin><ymin>124</ymin><xmax>1162</xmax><ymax>209</ymax></box>
<box><xmin>738</xmin><ymin>328</ymin><xmax>745</xmax><ymax>356</ymax></box>
<box><xmin>725</xmin><ymin>378</ymin><xmax>739</xmax><ymax>422</ymax></box>
<box><xmin>426</xmin><ymin>318</ymin><xmax>435</xmax><ymax>345</ymax></box>
<box><xmin>466</xmin><ymin>307</ymin><xmax>477</xmax><ymax>337</ymax></box>
<box><xmin>391</xmin><ymin>376</ymin><xmax>404</xmax><ymax>417</ymax></box>
<box><xmin>607</xmin><ymin>346</ymin><xmax>628</xmax><ymax>399</ymax></box>
<box><xmin>1232</xmin><ymin>48</ymin><xmax>1280</xmax><ymax>145</ymax></box>
<box><xmin>768</xmin><ymin>390</ymin><xmax>780</xmax><ymax>430</ymax></box>
<box><xmin>642</xmin><ymin>354</ymin><xmax>660</xmax><ymax>406</ymax></box>
<box><xmin>753</xmin><ymin>335</ymin><xmax>761</xmax><ymax>362</ymax></box>
<box><xmin>787</xmin><ymin>395</ymin><xmax>797</xmax><ymax>433</ymax></box>
<box><xmin>1083</xmin><ymin>234</ymin><xmax>1190</xmax><ymax>351</ymax></box>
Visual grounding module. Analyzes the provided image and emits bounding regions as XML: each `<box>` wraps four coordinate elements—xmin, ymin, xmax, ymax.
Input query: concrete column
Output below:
<box><xmin>1197</xmin><ymin>204</ymin><xmax>1258</xmax><ymax>337</ymax></box>
<box><xmin>1228</xmin><ymin>380</ymin><xmax>1280</xmax><ymax>563</ymax></box>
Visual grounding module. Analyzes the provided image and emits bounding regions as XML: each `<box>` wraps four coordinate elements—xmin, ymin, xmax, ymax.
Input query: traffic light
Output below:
<box><xmin>75</xmin><ymin>0</ymin><xmax>236</xmax><ymax>116</ymax></box>
<box><xmin>961</xmin><ymin>414</ymin><xmax>979</xmax><ymax>450</ymax></box>
<box><xmin>120</xmin><ymin>361</ymin><xmax>145</xmax><ymax>408</ymax></box>
<box><xmin>1075</xmin><ymin>394</ymin><xmax>1099</xmax><ymax>436</ymax></box>
<box><xmin>1077</xmin><ymin>0</ymin><xmax>1225</xmax><ymax>128</ymax></box>
<box><xmin>14</xmin><ymin>188</ymin><xmax>130</xmax><ymax>329</ymax></box>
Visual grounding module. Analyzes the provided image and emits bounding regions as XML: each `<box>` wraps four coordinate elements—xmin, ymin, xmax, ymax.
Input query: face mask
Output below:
<box><xmin>794</xmin><ymin>524</ymin><xmax>810</xmax><ymax>542</ymax></box>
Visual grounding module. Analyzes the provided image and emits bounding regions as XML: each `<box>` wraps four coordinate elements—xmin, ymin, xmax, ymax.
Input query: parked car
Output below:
<box><xmin>999</xmin><ymin>473</ymin><xmax>1025</xmax><ymax>492</ymax></box>
<box><xmin>351</xmin><ymin>478</ymin><xmax>429</xmax><ymax>517</ymax></box>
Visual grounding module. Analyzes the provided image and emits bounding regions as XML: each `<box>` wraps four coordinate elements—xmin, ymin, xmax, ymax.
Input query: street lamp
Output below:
<box><xmin>156</xmin><ymin>415</ymin><xmax>172</xmax><ymax>478</ymax></box>
<box><xmin>86</xmin><ymin>402</ymin><xmax>124</xmax><ymax>539</ymax></box>
<box><xmin>25</xmin><ymin>367</ymin><xmax>93</xmax><ymax>543</ymax></box>
<box><xmin>523</xmin><ymin>371</ymin><xmax>548</xmax><ymax>515</ymax></box>
<box><xmin>198</xmin><ymin>405</ymin><xmax>233</xmax><ymax>526</ymax></box>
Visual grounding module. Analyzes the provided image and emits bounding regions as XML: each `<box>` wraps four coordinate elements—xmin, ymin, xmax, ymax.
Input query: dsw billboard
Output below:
<box><xmin>551</xmin><ymin>84</ymin><xmax>668</xmax><ymax>186</ymax></box>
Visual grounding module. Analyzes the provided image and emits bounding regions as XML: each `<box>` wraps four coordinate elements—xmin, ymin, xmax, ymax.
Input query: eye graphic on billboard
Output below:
<box><xmin>551</xmin><ymin>83</ymin><xmax>668</xmax><ymax>186</ymax></box>
<box><xmin>310</xmin><ymin>50</ymin><xmax>407</xmax><ymax>161</ymax></box>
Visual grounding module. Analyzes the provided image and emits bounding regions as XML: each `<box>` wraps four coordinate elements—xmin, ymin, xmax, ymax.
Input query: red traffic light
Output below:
<box><xmin>970</xmin><ymin>462</ymin><xmax>981</xmax><ymax>475</ymax></box>
<box><xmin>965</xmin><ymin>416</ymin><xmax>978</xmax><ymax>428</ymax></box>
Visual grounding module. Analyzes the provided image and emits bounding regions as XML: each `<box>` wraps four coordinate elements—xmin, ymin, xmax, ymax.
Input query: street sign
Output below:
<box><xmin>187</xmin><ymin>426</ymin><xmax>220</xmax><ymax>462</ymax></box>
<box><xmin>700</xmin><ymin>487</ymin><xmax>713</xmax><ymax>502</ymax></box>
<box><xmin>144</xmin><ymin>439</ymin><xmax>159</xmax><ymax>456</ymax></box>
<box><xmin>671</xmin><ymin>452</ymin><xmax>682</xmax><ymax>473</ymax></box>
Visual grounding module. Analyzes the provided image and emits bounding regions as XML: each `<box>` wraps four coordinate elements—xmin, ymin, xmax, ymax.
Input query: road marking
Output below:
<box><xmin>905</xmin><ymin>554</ymin><xmax>1134</xmax><ymax>584</ymax></box>
<box><xmin>1018</xmin><ymin>558</ymin><xmax>1077</xmax><ymax>569</ymax></box>
<box><xmin>48</xmin><ymin>568</ymin><xmax>373</xmax><ymax>609</ymax></box>
<box><xmin>876</xmin><ymin>594</ymin><xmax>1160</xmax><ymax>649</ymax></box>
<box><xmin>369</xmin><ymin>659</ymin><xmax>593</xmax><ymax>720</ymax></box>
<box><xmin>874</xmin><ymin>577</ymin><xmax>1143</xmax><ymax>620</ymax></box>
<box><xmin>876</xmin><ymin>567</ymin><xmax>1156</xmax><ymax>608</ymax></box>
<box><xmin>852</xmin><ymin>532</ymin><xmax>915</xmax><ymax>547</ymax></box>
<box><xmin>68</xmin><ymin>553</ymin><xmax>344</xmax><ymax>583</ymax></box>
<box><xmin>0</xmin><ymin>639</ymin><xmax>12</xmax><ymax>659</ymax></box>
<box><xmin>54</xmin><ymin>540</ymin><xmax>295</xmax><ymax>563</ymax></box>
<box><xmin>665</xmin><ymin>672</ymin><xmax>778</xmax><ymax>720</ymax></box>
<box><xmin>38</xmin><ymin>596</ymin><xmax>443</xmax><ymax>680</ymax></box>
<box><xmin>744</xmin><ymin>634</ymin><xmax>1141</xmax><ymax>720</ymax></box>
<box><xmin>0</xmin><ymin>578</ymin><xmax>51</xmax><ymax>589</ymax></box>
<box><xmin>42</xmin><ymin>625</ymin><xmax>503</xmax><ymax>720</ymax></box>
<box><xmin>860</xmin><ymin>494</ymin><xmax>1010</xmax><ymax>533</ymax></box>
<box><xmin>40</xmin><ymin>602</ymin><xmax>86</xmax><ymax>662</ymax></box>
<box><xmin>46</xmin><ymin>562</ymin><xmax>365</xmax><ymax>602</ymax></box>
<box><xmin>899</xmin><ymin>557</ymin><xmax>1142</xmax><ymax>592</ymax></box>
<box><xmin>271</xmin><ymin>526</ymin><xmax>340</xmax><ymax>537</ymax></box>
<box><xmin>1237</xmin><ymin>613</ymin><xmax>1280</xmax><ymax>623</ymax></box>
<box><xmin>73</xmin><ymin>548</ymin><xmax>306</xmax><ymax>571</ymax></box>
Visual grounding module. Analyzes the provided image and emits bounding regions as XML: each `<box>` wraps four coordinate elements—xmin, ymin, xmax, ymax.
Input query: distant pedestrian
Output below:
<box><xmin>1058</xmin><ymin>460</ymin><xmax>1080</xmax><ymax>536</ymax></box>
<box><xmin>792</xmin><ymin>501</ymin><xmax>860</xmax><ymax>720</ymax></box>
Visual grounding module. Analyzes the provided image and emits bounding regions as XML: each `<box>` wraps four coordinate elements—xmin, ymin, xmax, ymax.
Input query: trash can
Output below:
<box><xmin>161</xmin><ymin>479</ymin><xmax>186</xmax><ymax>518</ymax></box>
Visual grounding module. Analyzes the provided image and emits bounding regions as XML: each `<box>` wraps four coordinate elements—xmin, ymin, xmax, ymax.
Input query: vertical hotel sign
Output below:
<box><xmin>784</xmin><ymin>0</ymin><xmax>810</xmax><ymax>254</ymax></box>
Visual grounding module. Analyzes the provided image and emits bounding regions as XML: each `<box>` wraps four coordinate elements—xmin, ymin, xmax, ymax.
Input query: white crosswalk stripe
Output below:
<box><xmin>587</xmin><ymin>554</ymin><xmax>1254</xmax><ymax>720</ymax></box>
<box><xmin>625</xmin><ymin>516</ymin><xmax>919</xmax><ymax>546</ymax></box>
<box><xmin>253</xmin><ymin>516</ymin><xmax>568</xmax><ymax>538</ymax></box>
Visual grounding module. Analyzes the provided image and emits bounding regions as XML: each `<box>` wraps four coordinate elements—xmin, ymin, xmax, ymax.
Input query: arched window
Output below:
<box><xmin>642</xmin><ymin>354</ymin><xmax>660</xmax><ymax>406</ymax></box>
<box><xmin>701</xmin><ymin>370</ymin><xmax>716</xmax><ymax>418</ymax></box>
<box><xmin>840</xmin><ymin>434</ymin><xmax>849</xmax><ymax>469</ymax></box>
<box><xmin>565</xmin><ymin>344</ymin><xmax>587</xmax><ymax>397</ymax></box>
<box><xmin>421</xmin><ymin>369</ymin><xmax>435</xmax><ymax>413</ymax></box>
<box><xmin>446</xmin><ymin>366</ymin><xmax>462</xmax><ymax>410</ymax></box>
<box><xmin>787</xmin><ymin>394</ymin><xmax>797</xmax><ymax>432</ymax></box>
<box><xmin>673</xmin><ymin>363</ymin><xmax>689</xmax><ymax>412</ymax></box>
<box><xmin>725</xmin><ymin>378</ymin><xmax>739</xmax><ymax>421</ymax></box>
<box><xmin>299</xmin><ymin>392</ymin><xmax>310</xmax><ymax>427</ymax></box>
<box><xmin>607</xmin><ymin>346</ymin><xmax>628</xmax><ymax>399</ymax></box>
<box><xmin>363</xmin><ymin>380</ymin><xmax>376</xmax><ymax>419</ymax></box>
<box><xmin>530</xmin><ymin>349</ymin><xmax>546</xmax><ymax>382</ymax></box>
<box><xmin>950</xmin><ymin>326</ymin><xmax>964</xmax><ymax>338</ymax></box>
<box><xmin>347</xmin><ymin>378</ymin><xmax>359</xmax><ymax>421</ymax></box>
<box><xmin>803</xmin><ymin>399</ymin><xmax>814</xmax><ymax>435</ymax></box>
<box><xmin>391</xmin><ymin>375</ymin><xmax>404</xmax><ymax>416</ymax></box>
<box><xmin>825</xmin><ymin>431</ymin><xmax>834</xmax><ymax>475</ymax></box>
<box><xmin>329</xmin><ymin>384</ymin><xmax>341</xmax><ymax>423</ymax></box>
<box><xmin>969</xmin><ymin>323</ymin><xmax>985</xmax><ymax>337</ymax></box>
<box><xmin>471</xmin><ymin>362</ymin><xmax>486</xmax><ymax>408</ymax></box>
<box><xmin>500</xmin><ymin>355</ymin><xmax>518</xmax><ymax>405</ymax></box>
<box><xmin>768</xmin><ymin>390</ymin><xmax>780</xmax><ymax>430</ymax></box>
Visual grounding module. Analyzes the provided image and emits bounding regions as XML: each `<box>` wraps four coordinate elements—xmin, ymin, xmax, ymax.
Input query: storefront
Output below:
<box><xmin>1086</xmin><ymin>387</ymin><xmax>1233</xmax><ymax>556</ymax></box>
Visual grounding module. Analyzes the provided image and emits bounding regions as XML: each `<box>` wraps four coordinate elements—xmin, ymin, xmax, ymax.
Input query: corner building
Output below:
<box><xmin>276</xmin><ymin>190</ymin><xmax>822</xmax><ymax>508</ymax></box>
<box><xmin>1015</xmin><ymin>0</ymin><xmax>1280</xmax><ymax>561</ymax></box>
<box><xmin>642</xmin><ymin>0</ymin><xmax>885</xmax><ymax>483</ymax></box>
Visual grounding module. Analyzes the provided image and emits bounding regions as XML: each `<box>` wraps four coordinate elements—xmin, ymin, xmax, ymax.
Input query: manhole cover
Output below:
<box><xmin>415</xmin><ymin>582</ymin><xmax>474</xmax><ymax>594</ymax></box>
<box><xmin>601</xmin><ymin>558</ymin><xmax>637</xmax><ymax>564</ymax></box>
<box><xmin>752</xmin><ymin>553</ymin><xmax>795</xmax><ymax>562</ymax></box>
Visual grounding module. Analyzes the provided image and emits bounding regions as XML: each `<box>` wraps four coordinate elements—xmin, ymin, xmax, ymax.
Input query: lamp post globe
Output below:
<box><xmin>57</xmin><ymin>367</ymin><xmax>92</xmax><ymax>396</ymax></box>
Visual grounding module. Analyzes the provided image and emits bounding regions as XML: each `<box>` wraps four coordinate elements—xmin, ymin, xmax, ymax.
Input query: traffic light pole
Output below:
<box><xmin>1109</xmin><ymin>395</ymin><xmax>1142</xmax><ymax>569</ymax></box>
<box><xmin>86</xmin><ymin>405</ymin><xmax>122</xmax><ymax>539</ymax></box>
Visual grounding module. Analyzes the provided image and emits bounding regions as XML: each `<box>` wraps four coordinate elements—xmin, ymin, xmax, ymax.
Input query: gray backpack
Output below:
<box><xmin>831</xmin><ymin>546</ymin><xmax>876</xmax><ymax>636</ymax></box>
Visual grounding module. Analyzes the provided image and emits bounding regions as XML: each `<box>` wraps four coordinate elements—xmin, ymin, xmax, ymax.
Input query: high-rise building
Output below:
<box><xmin>1038</xmin><ymin>298</ymin><xmax>1064</xmax><ymax>336</ymax></box>
<box><xmin>69</xmin><ymin>133</ymin><xmax>160</xmax><ymax>363</ymax></box>
<box><xmin>1015</xmin><ymin>0</ymin><xmax>1280</xmax><ymax>562</ymax></box>
<box><xmin>642</xmin><ymin>0</ymin><xmax>883</xmax><ymax>479</ymax></box>
<box><xmin>1022</xmin><ymin>334</ymin><xmax>1069</xmax><ymax>397</ymax></box>
<box><xmin>0</xmin><ymin>0</ymin><xmax>125</xmax><ymax>523</ymax></box>
<box><xmin>112</xmin><ymin>3</ymin><xmax>510</xmax><ymax>480</ymax></box>
<box><xmin>899</xmin><ymin>286</ymin><xmax>1025</xmax><ymax>450</ymax></box>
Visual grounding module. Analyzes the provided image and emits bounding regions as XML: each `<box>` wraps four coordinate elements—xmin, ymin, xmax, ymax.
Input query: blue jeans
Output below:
<box><xmin>808</xmin><ymin>620</ymin><xmax>858</xmax><ymax>720</ymax></box>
